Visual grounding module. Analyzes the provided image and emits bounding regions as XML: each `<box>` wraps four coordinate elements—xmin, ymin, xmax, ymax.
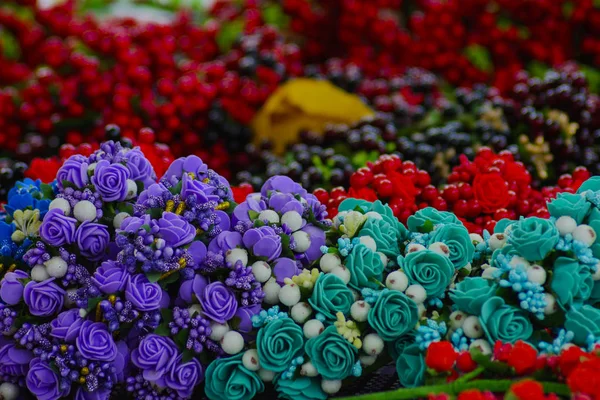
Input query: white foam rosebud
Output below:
<box><xmin>79</xmin><ymin>308</ymin><xmax>88</xmax><ymax>318</ymax></box>
<box><xmin>469</xmin><ymin>233</ymin><xmax>484</xmax><ymax>245</ymax></box>
<box><xmin>281</xmin><ymin>211</ymin><xmax>303</xmax><ymax>231</ymax></box>
<box><xmin>303</xmin><ymin>319</ymin><xmax>324</xmax><ymax>338</ymax></box>
<box><xmin>362</xmin><ymin>333</ymin><xmax>384</xmax><ymax>356</ymax></box>
<box><xmin>258</xmin><ymin>368</ymin><xmax>275</xmax><ymax>382</ymax></box>
<box><xmin>209</xmin><ymin>322</ymin><xmax>229</xmax><ymax>341</ymax></box>
<box><xmin>350</xmin><ymin>300</ymin><xmax>371</xmax><ymax>322</ymax></box>
<box><xmin>405</xmin><ymin>284</ymin><xmax>426</xmax><ymax>304</ymax></box>
<box><xmin>593</xmin><ymin>263</ymin><xmax>600</xmax><ymax>281</ymax></box>
<box><xmin>258</xmin><ymin>210</ymin><xmax>279</xmax><ymax>224</ymax></box>
<box><xmin>488</xmin><ymin>233</ymin><xmax>507</xmax><ymax>250</ymax></box>
<box><xmin>65</xmin><ymin>288</ymin><xmax>78</xmax><ymax>308</ymax></box>
<box><xmin>125</xmin><ymin>179</ymin><xmax>137</xmax><ymax>200</ymax></box>
<box><xmin>406</xmin><ymin>243</ymin><xmax>426</xmax><ymax>253</ymax></box>
<box><xmin>351</xmin><ymin>289</ymin><xmax>361</xmax><ymax>302</ymax></box>
<box><xmin>242</xmin><ymin>349</ymin><xmax>260</xmax><ymax>371</ymax></box>
<box><xmin>360</xmin><ymin>354</ymin><xmax>377</xmax><ymax>366</ymax></box>
<box><xmin>527</xmin><ymin>265</ymin><xmax>547</xmax><ymax>285</ymax></box>
<box><xmin>321</xmin><ymin>380</ymin><xmax>342</xmax><ymax>395</ymax></box>
<box><xmin>385</xmin><ymin>270</ymin><xmax>409</xmax><ymax>292</ymax></box>
<box><xmin>0</xmin><ymin>382</ymin><xmax>20</xmax><ymax>400</ymax></box>
<box><xmin>365</xmin><ymin>211</ymin><xmax>383</xmax><ymax>221</ymax></box>
<box><xmin>251</xmin><ymin>261</ymin><xmax>271</xmax><ymax>283</ymax></box>
<box><xmin>429</xmin><ymin>242</ymin><xmax>450</xmax><ymax>257</ymax></box>
<box><xmin>469</xmin><ymin>339</ymin><xmax>492</xmax><ymax>355</ymax></box>
<box><xmin>359</xmin><ymin>236</ymin><xmax>377</xmax><ymax>252</ymax></box>
<box><xmin>417</xmin><ymin>303</ymin><xmax>426</xmax><ymax>319</ymax></box>
<box><xmin>320</xmin><ymin>253</ymin><xmax>342</xmax><ymax>273</ymax></box>
<box><xmin>449</xmin><ymin>310</ymin><xmax>467</xmax><ymax>330</ymax></box>
<box><xmin>73</xmin><ymin>200</ymin><xmax>96</xmax><ymax>222</ymax></box>
<box><xmin>221</xmin><ymin>331</ymin><xmax>244</xmax><ymax>355</ymax></box>
<box><xmin>87</xmin><ymin>162</ymin><xmax>97</xmax><ymax>172</ymax></box>
<box><xmin>226</xmin><ymin>248</ymin><xmax>248</xmax><ymax>267</ymax></box>
<box><xmin>329</xmin><ymin>266</ymin><xmax>351</xmax><ymax>284</ymax></box>
<box><xmin>300</xmin><ymin>361</ymin><xmax>318</xmax><ymax>377</ymax></box>
<box><xmin>509</xmin><ymin>256</ymin><xmax>531</xmax><ymax>269</ymax></box>
<box><xmin>263</xmin><ymin>278</ymin><xmax>281</xmax><ymax>305</ymax></box>
<box><xmin>113</xmin><ymin>212</ymin><xmax>130</xmax><ymax>229</ymax></box>
<box><xmin>291</xmin><ymin>302</ymin><xmax>312</xmax><ymax>323</ymax></box>
<box><xmin>31</xmin><ymin>264</ymin><xmax>50</xmax><ymax>282</ymax></box>
<box><xmin>481</xmin><ymin>266</ymin><xmax>498</xmax><ymax>280</ymax></box>
<box><xmin>573</xmin><ymin>224</ymin><xmax>597</xmax><ymax>246</ymax></box>
<box><xmin>279</xmin><ymin>283</ymin><xmax>301</xmax><ymax>307</ymax></box>
<box><xmin>292</xmin><ymin>231</ymin><xmax>311</xmax><ymax>253</ymax></box>
<box><xmin>555</xmin><ymin>216</ymin><xmax>578</xmax><ymax>236</ymax></box>
<box><xmin>377</xmin><ymin>252</ymin><xmax>388</xmax><ymax>266</ymax></box>
<box><xmin>44</xmin><ymin>256</ymin><xmax>68</xmax><ymax>278</ymax></box>
<box><xmin>462</xmin><ymin>316</ymin><xmax>484</xmax><ymax>338</ymax></box>
<box><xmin>188</xmin><ymin>304</ymin><xmax>203</xmax><ymax>317</ymax></box>
<box><xmin>544</xmin><ymin>293</ymin><xmax>558</xmax><ymax>315</ymax></box>
<box><xmin>49</xmin><ymin>198</ymin><xmax>71</xmax><ymax>216</ymax></box>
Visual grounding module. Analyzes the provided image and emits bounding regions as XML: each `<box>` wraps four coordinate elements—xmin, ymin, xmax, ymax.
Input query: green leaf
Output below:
<box><xmin>470</xmin><ymin>347</ymin><xmax>512</xmax><ymax>374</ymax></box>
<box><xmin>248</xmin><ymin>210</ymin><xmax>260</xmax><ymax>220</ymax></box>
<box><xmin>136</xmin><ymin>181</ymin><xmax>145</xmax><ymax>196</ymax></box>
<box><xmin>160</xmin><ymin>272</ymin><xmax>180</xmax><ymax>287</ymax></box>
<box><xmin>61</xmin><ymin>180</ymin><xmax>76</xmax><ymax>189</ymax></box>
<box><xmin>0</xmin><ymin>30</ymin><xmax>21</xmax><ymax>61</ymax></box>
<box><xmin>174</xmin><ymin>328</ymin><xmax>189</xmax><ymax>348</ymax></box>
<box><xmin>160</xmin><ymin>308</ymin><xmax>173</xmax><ymax>323</ymax></box>
<box><xmin>464</xmin><ymin>44</ymin><xmax>493</xmax><ymax>73</ymax></box>
<box><xmin>497</xmin><ymin>16</ymin><xmax>512</xmax><ymax>31</ymax></box>
<box><xmin>528</xmin><ymin>61</ymin><xmax>550</xmax><ymax>79</ymax></box>
<box><xmin>146</xmin><ymin>271</ymin><xmax>162</xmax><ymax>283</ymax></box>
<box><xmin>595</xmin><ymin>0</ymin><xmax>600</xmax><ymax>7</ymax></box>
<box><xmin>40</xmin><ymin>183</ymin><xmax>54</xmax><ymax>200</ymax></box>
<box><xmin>562</xmin><ymin>1</ymin><xmax>574</xmax><ymax>18</ymax></box>
<box><xmin>418</xmin><ymin>220</ymin><xmax>435</xmax><ymax>234</ymax></box>
<box><xmin>86</xmin><ymin>297</ymin><xmax>103</xmax><ymax>313</ymax></box>
<box><xmin>141</xmin><ymin>224</ymin><xmax>151</xmax><ymax>233</ymax></box>
<box><xmin>262</xmin><ymin>4</ymin><xmax>289</xmax><ymax>29</ymax></box>
<box><xmin>149</xmin><ymin>208</ymin><xmax>163</xmax><ymax>219</ymax></box>
<box><xmin>581</xmin><ymin>64</ymin><xmax>600</xmax><ymax>94</ymax></box>
<box><xmin>154</xmin><ymin>324</ymin><xmax>170</xmax><ymax>337</ymax></box>
<box><xmin>216</xmin><ymin>20</ymin><xmax>244</xmax><ymax>53</ymax></box>
<box><xmin>182</xmin><ymin>350</ymin><xmax>195</xmax><ymax>363</ymax></box>
<box><xmin>229</xmin><ymin>316</ymin><xmax>241</xmax><ymax>330</ymax></box>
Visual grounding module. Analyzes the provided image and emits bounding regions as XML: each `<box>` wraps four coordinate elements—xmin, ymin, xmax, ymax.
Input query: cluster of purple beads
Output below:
<box><xmin>99</xmin><ymin>298</ymin><xmax>139</xmax><ymax>332</ymax></box>
<box><xmin>0</xmin><ymin>304</ymin><xmax>17</xmax><ymax>334</ymax></box>
<box><xmin>126</xmin><ymin>374</ymin><xmax>184</xmax><ymax>400</ymax></box>
<box><xmin>168</xmin><ymin>307</ymin><xmax>215</xmax><ymax>354</ymax></box>
<box><xmin>13</xmin><ymin>323</ymin><xmax>52</xmax><ymax>352</ymax></box>
<box><xmin>225</xmin><ymin>260</ymin><xmax>265</xmax><ymax>307</ymax></box>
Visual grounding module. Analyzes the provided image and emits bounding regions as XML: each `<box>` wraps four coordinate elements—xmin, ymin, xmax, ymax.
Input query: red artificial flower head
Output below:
<box><xmin>472</xmin><ymin>172</ymin><xmax>510</xmax><ymax>214</ymax></box>
<box><xmin>24</xmin><ymin>157</ymin><xmax>62</xmax><ymax>183</ymax></box>
<box><xmin>457</xmin><ymin>389</ymin><xmax>491</xmax><ymax>400</ymax></box>
<box><xmin>425</xmin><ymin>341</ymin><xmax>458</xmax><ymax>373</ymax></box>
<box><xmin>567</xmin><ymin>364</ymin><xmax>600</xmax><ymax>398</ymax></box>
<box><xmin>493</xmin><ymin>340</ymin><xmax>513</xmax><ymax>362</ymax></box>
<box><xmin>508</xmin><ymin>380</ymin><xmax>545</xmax><ymax>400</ymax></box>
<box><xmin>507</xmin><ymin>340</ymin><xmax>538</xmax><ymax>375</ymax></box>
<box><xmin>558</xmin><ymin>346</ymin><xmax>592</xmax><ymax>377</ymax></box>
<box><xmin>456</xmin><ymin>351</ymin><xmax>478</xmax><ymax>373</ymax></box>
<box><xmin>231</xmin><ymin>183</ymin><xmax>254</xmax><ymax>204</ymax></box>
<box><xmin>347</xmin><ymin>186</ymin><xmax>378</xmax><ymax>202</ymax></box>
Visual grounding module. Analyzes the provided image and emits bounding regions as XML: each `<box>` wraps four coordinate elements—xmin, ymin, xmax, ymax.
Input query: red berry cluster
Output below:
<box><xmin>314</xmin><ymin>150</ymin><xmax>588</xmax><ymax>233</ymax></box>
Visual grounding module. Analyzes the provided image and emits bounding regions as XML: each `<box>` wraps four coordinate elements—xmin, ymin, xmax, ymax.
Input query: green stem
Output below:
<box><xmin>336</xmin><ymin>380</ymin><xmax>571</xmax><ymax>400</ymax></box>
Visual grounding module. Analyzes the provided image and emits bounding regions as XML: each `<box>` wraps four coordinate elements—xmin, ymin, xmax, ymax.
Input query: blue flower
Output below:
<box><xmin>4</xmin><ymin>179</ymin><xmax>50</xmax><ymax>217</ymax></box>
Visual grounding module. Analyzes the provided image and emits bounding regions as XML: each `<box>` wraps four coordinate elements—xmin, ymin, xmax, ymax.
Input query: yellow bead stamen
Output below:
<box><xmin>188</xmin><ymin>172</ymin><xmax>196</xmax><ymax>180</ymax></box>
<box><xmin>202</xmin><ymin>178</ymin><xmax>210</xmax><ymax>183</ymax></box>
<box><xmin>159</xmin><ymin>258</ymin><xmax>187</xmax><ymax>281</ymax></box>
<box><xmin>79</xmin><ymin>377</ymin><xmax>86</xmax><ymax>384</ymax></box>
<box><xmin>165</xmin><ymin>200</ymin><xmax>175</xmax><ymax>213</ymax></box>
<box><xmin>215</xmin><ymin>201</ymin><xmax>230</xmax><ymax>211</ymax></box>
<box><xmin>175</xmin><ymin>202</ymin><xmax>185</xmax><ymax>215</ymax></box>
<box><xmin>108</xmin><ymin>295</ymin><xmax>117</xmax><ymax>305</ymax></box>
<box><xmin>60</xmin><ymin>345</ymin><xmax>68</xmax><ymax>353</ymax></box>
<box><xmin>81</xmin><ymin>367</ymin><xmax>90</xmax><ymax>376</ymax></box>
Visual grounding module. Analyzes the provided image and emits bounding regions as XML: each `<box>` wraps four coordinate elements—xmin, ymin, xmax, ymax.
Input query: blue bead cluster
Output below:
<box><xmin>496</xmin><ymin>254</ymin><xmax>546</xmax><ymax>319</ymax></box>
<box><xmin>586</xmin><ymin>333</ymin><xmax>600</xmax><ymax>352</ymax></box>
<box><xmin>450</xmin><ymin>328</ymin><xmax>472</xmax><ymax>352</ymax></box>
<box><xmin>473</xmin><ymin>230</ymin><xmax>492</xmax><ymax>260</ymax></box>
<box><xmin>337</xmin><ymin>237</ymin><xmax>360</xmax><ymax>257</ymax></box>
<box><xmin>538</xmin><ymin>329</ymin><xmax>574</xmax><ymax>355</ymax></box>
<box><xmin>408</xmin><ymin>231</ymin><xmax>430</xmax><ymax>247</ymax></box>
<box><xmin>361</xmin><ymin>288</ymin><xmax>389</xmax><ymax>306</ymax></box>
<box><xmin>251</xmin><ymin>306</ymin><xmax>288</xmax><ymax>328</ymax></box>
<box><xmin>280</xmin><ymin>356</ymin><xmax>304</xmax><ymax>380</ymax></box>
<box><xmin>415</xmin><ymin>319</ymin><xmax>447</xmax><ymax>351</ymax></box>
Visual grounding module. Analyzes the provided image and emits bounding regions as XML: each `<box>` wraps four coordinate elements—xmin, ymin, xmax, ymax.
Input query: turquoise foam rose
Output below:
<box><xmin>449</xmin><ymin>277</ymin><xmax>498</xmax><ymax>315</ymax></box>
<box><xmin>480</xmin><ymin>296</ymin><xmax>533</xmax><ymax>343</ymax></box>
<box><xmin>490</xmin><ymin>245</ymin><xmax>518</xmax><ymax>267</ymax></box>
<box><xmin>587</xmin><ymin>208</ymin><xmax>600</xmax><ymax>258</ymax></box>
<box><xmin>274</xmin><ymin>375</ymin><xmax>327</xmax><ymax>400</ymax></box>
<box><xmin>428</xmin><ymin>223</ymin><xmax>474</xmax><ymax>269</ymax></box>
<box><xmin>305</xmin><ymin>326</ymin><xmax>358</xmax><ymax>380</ymax></box>
<box><xmin>345</xmin><ymin>243</ymin><xmax>384</xmax><ymax>290</ymax></box>
<box><xmin>577</xmin><ymin>176</ymin><xmax>600</xmax><ymax>194</ymax></box>
<box><xmin>551</xmin><ymin>257</ymin><xmax>594</xmax><ymax>309</ymax></box>
<box><xmin>309</xmin><ymin>274</ymin><xmax>354</xmax><ymax>322</ymax></box>
<box><xmin>395</xmin><ymin>343</ymin><xmax>425</xmax><ymax>388</ymax></box>
<box><xmin>256</xmin><ymin>318</ymin><xmax>304</xmax><ymax>373</ymax></box>
<box><xmin>204</xmin><ymin>353</ymin><xmax>264</xmax><ymax>400</ymax></box>
<box><xmin>407</xmin><ymin>207</ymin><xmax>460</xmax><ymax>232</ymax></box>
<box><xmin>339</xmin><ymin>199</ymin><xmax>407</xmax><ymax>241</ymax></box>
<box><xmin>547</xmin><ymin>192</ymin><xmax>591</xmax><ymax>224</ymax></box>
<box><xmin>565</xmin><ymin>305</ymin><xmax>600</xmax><ymax>346</ymax></box>
<box><xmin>387</xmin><ymin>331</ymin><xmax>416</xmax><ymax>360</ymax></box>
<box><xmin>399</xmin><ymin>250</ymin><xmax>454</xmax><ymax>299</ymax></box>
<box><xmin>507</xmin><ymin>217</ymin><xmax>559</xmax><ymax>262</ymax></box>
<box><xmin>494</xmin><ymin>218</ymin><xmax>515</xmax><ymax>234</ymax></box>
<box><xmin>358</xmin><ymin>217</ymin><xmax>400</xmax><ymax>258</ymax></box>
<box><xmin>368</xmin><ymin>290</ymin><xmax>418</xmax><ymax>341</ymax></box>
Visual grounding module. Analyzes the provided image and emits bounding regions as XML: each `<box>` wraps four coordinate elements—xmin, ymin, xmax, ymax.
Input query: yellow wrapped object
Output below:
<box><xmin>252</xmin><ymin>78</ymin><xmax>375</xmax><ymax>154</ymax></box>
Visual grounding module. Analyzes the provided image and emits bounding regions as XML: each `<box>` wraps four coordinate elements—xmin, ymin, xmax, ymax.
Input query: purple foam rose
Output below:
<box><xmin>92</xmin><ymin>261</ymin><xmax>130</xmax><ymax>294</ymax></box>
<box><xmin>188</xmin><ymin>241</ymin><xmax>207</xmax><ymax>267</ymax></box>
<box><xmin>0</xmin><ymin>342</ymin><xmax>33</xmax><ymax>378</ymax></box>
<box><xmin>0</xmin><ymin>269</ymin><xmax>28</xmax><ymax>305</ymax></box>
<box><xmin>232</xmin><ymin>194</ymin><xmax>266</xmax><ymax>224</ymax></box>
<box><xmin>23</xmin><ymin>279</ymin><xmax>65</xmax><ymax>317</ymax></box>
<box><xmin>75</xmin><ymin>387</ymin><xmax>111</xmax><ymax>400</ymax></box>
<box><xmin>268</xmin><ymin>192</ymin><xmax>304</xmax><ymax>215</ymax></box>
<box><xmin>235</xmin><ymin>304</ymin><xmax>262</xmax><ymax>334</ymax></box>
<box><xmin>201</xmin><ymin>282</ymin><xmax>238</xmax><ymax>324</ymax></box>
<box><xmin>273</xmin><ymin>258</ymin><xmax>300</xmax><ymax>284</ymax></box>
<box><xmin>125</xmin><ymin>274</ymin><xmax>162</xmax><ymax>311</ymax></box>
<box><xmin>181</xmin><ymin>173</ymin><xmax>219</xmax><ymax>203</ymax></box>
<box><xmin>243</xmin><ymin>226</ymin><xmax>282</xmax><ymax>261</ymax></box>
<box><xmin>136</xmin><ymin>183</ymin><xmax>169</xmax><ymax>206</ymax></box>
<box><xmin>114</xmin><ymin>340</ymin><xmax>130</xmax><ymax>382</ymax></box>
<box><xmin>261</xmin><ymin>175</ymin><xmax>307</xmax><ymax>197</ymax></box>
<box><xmin>26</xmin><ymin>358</ymin><xmax>70</xmax><ymax>400</ymax></box>
<box><xmin>165</xmin><ymin>357</ymin><xmax>204</xmax><ymax>397</ymax></box>
<box><xmin>39</xmin><ymin>208</ymin><xmax>77</xmax><ymax>247</ymax></box>
<box><xmin>178</xmin><ymin>274</ymin><xmax>208</xmax><ymax>304</ymax></box>
<box><xmin>92</xmin><ymin>160</ymin><xmax>130</xmax><ymax>202</ymax></box>
<box><xmin>76</xmin><ymin>320</ymin><xmax>117</xmax><ymax>362</ymax></box>
<box><xmin>131</xmin><ymin>334</ymin><xmax>179</xmax><ymax>382</ymax></box>
<box><xmin>215</xmin><ymin>210</ymin><xmax>231</xmax><ymax>231</ymax></box>
<box><xmin>162</xmin><ymin>156</ymin><xmax>208</xmax><ymax>180</ymax></box>
<box><xmin>50</xmin><ymin>309</ymin><xmax>83</xmax><ymax>341</ymax></box>
<box><xmin>207</xmin><ymin>231</ymin><xmax>243</xmax><ymax>254</ymax></box>
<box><xmin>56</xmin><ymin>154</ymin><xmax>89</xmax><ymax>189</ymax></box>
<box><xmin>124</xmin><ymin>148</ymin><xmax>156</xmax><ymax>187</ymax></box>
<box><xmin>157</xmin><ymin>212</ymin><xmax>196</xmax><ymax>248</ymax></box>
<box><xmin>76</xmin><ymin>221</ymin><xmax>110</xmax><ymax>260</ymax></box>
<box><xmin>118</xmin><ymin>214</ymin><xmax>151</xmax><ymax>234</ymax></box>
<box><xmin>299</xmin><ymin>224</ymin><xmax>326</xmax><ymax>263</ymax></box>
